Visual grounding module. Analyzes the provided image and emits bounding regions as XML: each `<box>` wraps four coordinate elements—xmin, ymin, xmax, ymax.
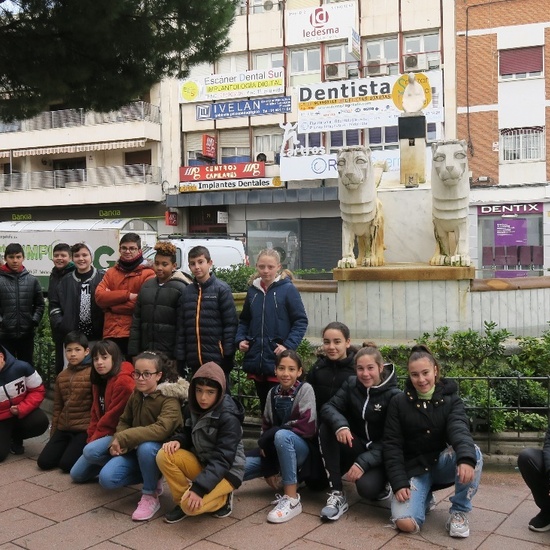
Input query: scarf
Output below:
<box><xmin>117</xmin><ymin>253</ymin><xmax>143</xmax><ymax>273</ymax></box>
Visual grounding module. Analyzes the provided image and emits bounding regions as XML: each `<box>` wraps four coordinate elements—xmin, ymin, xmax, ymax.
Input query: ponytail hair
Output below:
<box><xmin>408</xmin><ymin>344</ymin><xmax>441</xmax><ymax>382</ymax></box>
<box><xmin>134</xmin><ymin>351</ymin><xmax>179</xmax><ymax>383</ymax></box>
<box><xmin>355</xmin><ymin>341</ymin><xmax>387</xmax><ymax>381</ymax></box>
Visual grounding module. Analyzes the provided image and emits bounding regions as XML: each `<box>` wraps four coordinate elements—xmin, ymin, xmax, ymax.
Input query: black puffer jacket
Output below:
<box><xmin>180</xmin><ymin>274</ymin><xmax>238</xmax><ymax>374</ymax></box>
<box><xmin>128</xmin><ymin>276</ymin><xmax>187</xmax><ymax>359</ymax></box>
<box><xmin>307</xmin><ymin>350</ymin><xmax>356</xmax><ymax>412</ymax></box>
<box><xmin>383</xmin><ymin>377</ymin><xmax>478</xmax><ymax>493</ymax></box>
<box><xmin>321</xmin><ymin>364</ymin><xmax>400</xmax><ymax>473</ymax></box>
<box><xmin>0</xmin><ymin>267</ymin><xmax>45</xmax><ymax>340</ymax></box>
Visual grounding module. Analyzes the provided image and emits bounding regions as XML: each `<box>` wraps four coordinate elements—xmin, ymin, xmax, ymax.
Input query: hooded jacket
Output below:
<box><xmin>170</xmin><ymin>361</ymin><xmax>246</xmax><ymax>498</ymax></box>
<box><xmin>0</xmin><ymin>344</ymin><xmax>45</xmax><ymax>421</ymax></box>
<box><xmin>321</xmin><ymin>364</ymin><xmax>400</xmax><ymax>473</ymax></box>
<box><xmin>383</xmin><ymin>377</ymin><xmax>478</xmax><ymax>493</ymax></box>
<box><xmin>48</xmin><ymin>262</ymin><xmax>76</xmax><ymax>337</ymax></box>
<box><xmin>0</xmin><ymin>266</ymin><xmax>45</xmax><ymax>340</ymax></box>
<box><xmin>236</xmin><ymin>275</ymin><xmax>308</xmax><ymax>377</ymax></box>
<box><xmin>52</xmin><ymin>354</ymin><xmax>93</xmax><ymax>434</ymax></box>
<box><xmin>115</xmin><ymin>376</ymin><xmax>188</xmax><ymax>451</ymax></box>
<box><xmin>87</xmin><ymin>361</ymin><xmax>135</xmax><ymax>442</ymax></box>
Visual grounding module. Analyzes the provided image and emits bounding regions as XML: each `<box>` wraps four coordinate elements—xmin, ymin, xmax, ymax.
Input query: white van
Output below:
<box><xmin>146</xmin><ymin>236</ymin><xmax>247</xmax><ymax>276</ymax></box>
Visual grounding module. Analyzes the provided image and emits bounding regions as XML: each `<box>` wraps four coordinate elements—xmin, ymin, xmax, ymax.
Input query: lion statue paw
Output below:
<box><xmin>450</xmin><ymin>255</ymin><xmax>471</xmax><ymax>267</ymax></box>
<box><xmin>362</xmin><ymin>256</ymin><xmax>383</xmax><ymax>267</ymax></box>
<box><xmin>338</xmin><ymin>257</ymin><xmax>357</xmax><ymax>269</ymax></box>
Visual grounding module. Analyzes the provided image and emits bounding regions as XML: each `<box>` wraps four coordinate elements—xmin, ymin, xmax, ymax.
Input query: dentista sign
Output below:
<box><xmin>478</xmin><ymin>203</ymin><xmax>542</xmax><ymax>215</ymax></box>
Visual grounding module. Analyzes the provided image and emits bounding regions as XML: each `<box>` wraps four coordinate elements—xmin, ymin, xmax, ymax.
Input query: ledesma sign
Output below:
<box><xmin>278</xmin><ymin>122</ymin><xmax>338</xmax><ymax>181</ymax></box>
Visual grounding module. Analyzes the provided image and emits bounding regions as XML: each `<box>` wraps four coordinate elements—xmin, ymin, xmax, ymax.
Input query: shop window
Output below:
<box><xmin>247</xmin><ymin>219</ymin><xmax>300</xmax><ymax>271</ymax></box>
<box><xmin>500</xmin><ymin>127</ymin><xmax>545</xmax><ymax>162</ymax></box>
<box><xmin>364</xmin><ymin>35</ymin><xmax>399</xmax><ymax>76</ymax></box>
<box><xmin>499</xmin><ymin>46</ymin><xmax>543</xmax><ymax>80</ymax></box>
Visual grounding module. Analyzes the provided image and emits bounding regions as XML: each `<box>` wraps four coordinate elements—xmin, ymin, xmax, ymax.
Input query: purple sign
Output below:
<box><xmin>495</xmin><ymin>270</ymin><xmax>529</xmax><ymax>278</ymax></box>
<box><xmin>494</xmin><ymin>218</ymin><xmax>527</xmax><ymax>246</ymax></box>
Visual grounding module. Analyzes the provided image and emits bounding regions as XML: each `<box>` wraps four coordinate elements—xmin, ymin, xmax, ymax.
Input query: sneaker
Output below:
<box><xmin>426</xmin><ymin>493</ymin><xmax>436</xmax><ymax>514</ymax></box>
<box><xmin>9</xmin><ymin>440</ymin><xmax>24</xmax><ymax>455</ymax></box>
<box><xmin>376</xmin><ymin>483</ymin><xmax>392</xmax><ymax>501</ymax></box>
<box><xmin>132</xmin><ymin>494</ymin><xmax>160</xmax><ymax>521</ymax></box>
<box><xmin>446</xmin><ymin>511</ymin><xmax>470</xmax><ymax>538</ymax></box>
<box><xmin>320</xmin><ymin>490</ymin><xmax>349</xmax><ymax>521</ymax></box>
<box><xmin>156</xmin><ymin>478</ymin><xmax>164</xmax><ymax>497</ymax></box>
<box><xmin>529</xmin><ymin>510</ymin><xmax>550</xmax><ymax>532</ymax></box>
<box><xmin>212</xmin><ymin>492</ymin><xmax>233</xmax><ymax>518</ymax></box>
<box><xmin>164</xmin><ymin>504</ymin><xmax>187</xmax><ymax>524</ymax></box>
<box><xmin>267</xmin><ymin>494</ymin><xmax>302</xmax><ymax>523</ymax></box>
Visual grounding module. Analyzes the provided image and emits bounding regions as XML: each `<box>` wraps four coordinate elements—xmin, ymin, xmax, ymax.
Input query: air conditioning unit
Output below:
<box><xmin>403</xmin><ymin>53</ymin><xmax>428</xmax><ymax>72</ymax></box>
<box><xmin>263</xmin><ymin>0</ymin><xmax>276</xmax><ymax>10</ymax></box>
<box><xmin>324</xmin><ymin>63</ymin><xmax>346</xmax><ymax>81</ymax></box>
<box><xmin>264</xmin><ymin>151</ymin><xmax>276</xmax><ymax>164</ymax></box>
<box><xmin>347</xmin><ymin>65</ymin><xmax>360</xmax><ymax>79</ymax></box>
<box><xmin>365</xmin><ymin>58</ymin><xmax>388</xmax><ymax>77</ymax></box>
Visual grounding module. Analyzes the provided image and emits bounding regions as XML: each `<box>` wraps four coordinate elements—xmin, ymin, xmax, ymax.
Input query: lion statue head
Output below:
<box><xmin>431</xmin><ymin>140</ymin><xmax>468</xmax><ymax>185</ymax></box>
<box><xmin>337</xmin><ymin>146</ymin><xmax>372</xmax><ymax>191</ymax></box>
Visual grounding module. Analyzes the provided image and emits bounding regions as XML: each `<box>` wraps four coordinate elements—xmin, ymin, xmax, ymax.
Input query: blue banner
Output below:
<box><xmin>196</xmin><ymin>96</ymin><xmax>292</xmax><ymax>120</ymax></box>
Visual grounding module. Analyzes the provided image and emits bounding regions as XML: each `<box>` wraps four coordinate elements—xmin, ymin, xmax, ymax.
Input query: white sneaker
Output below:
<box><xmin>320</xmin><ymin>490</ymin><xmax>349</xmax><ymax>521</ymax></box>
<box><xmin>267</xmin><ymin>494</ymin><xmax>302</xmax><ymax>523</ymax></box>
<box><xmin>446</xmin><ymin>511</ymin><xmax>470</xmax><ymax>538</ymax></box>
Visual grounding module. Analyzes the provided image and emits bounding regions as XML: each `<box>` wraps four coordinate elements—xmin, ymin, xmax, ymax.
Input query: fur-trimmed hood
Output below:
<box><xmin>157</xmin><ymin>377</ymin><xmax>189</xmax><ymax>402</ymax></box>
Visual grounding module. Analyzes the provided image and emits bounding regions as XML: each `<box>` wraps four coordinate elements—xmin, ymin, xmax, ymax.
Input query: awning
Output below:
<box><xmin>11</xmin><ymin>139</ymin><xmax>146</xmax><ymax>158</ymax></box>
<box><xmin>0</xmin><ymin>151</ymin><xmax>10</xmax><ymax>158</ymax></box>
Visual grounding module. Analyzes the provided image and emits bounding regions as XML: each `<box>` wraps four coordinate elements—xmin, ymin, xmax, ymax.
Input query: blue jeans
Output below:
<box><xmin>98</xmin><ymin>441</ymin><xmax>162</xmax><ymax>495</ymax></box>
<box><xmin>70</xmin><ymin>435</ymin><xmax>113</xmax><ymax>483</ymax></box>
<box><xmin>391</xmin><ymin>445</ymin><xmax>483</xmax><ymax>529</ymax></box>
<box><xmin>244</xmin><ymin>429</ymin><xmax>310</xmax><ymax>486</ymax></box>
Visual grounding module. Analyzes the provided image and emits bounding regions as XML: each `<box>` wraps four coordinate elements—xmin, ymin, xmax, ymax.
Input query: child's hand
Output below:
<box><xmin>182</xmin><ymin>489</ymin><xmax>203</xmax><ymax>512</ymax></box>
<box><xmin>343</xmin><ymin>464</ymin><xmax>363</xmax><ymax>482</ymax></box>
<box><xmin>109</xmin><ymin>439</ymin><xmax>123</xmax><ymax>456</ymax></box>
<box><xmin>239</xmin><ymin>340</ymin><xmax>250</xmax><ymax>352</ymax></box>
<box><xmin>336</xmin><ymin>428</ymin><xmax>353</xmax><ymax>447</ymax></box>
<box><xmin>9</xmin><ymin>405</ymin><xmax>19</xmax><ymax>416</ymax></box>
<box><xmin>162</xmin><ymin>441</ymin><xmax>181</xmax><ymax>455</ymax></box>
<box><xmin>265</xmin><ymin>474</ymin><xmax>281</xmax><ymax>491</ymax></box>
<box><xmin>273</xmin><ymin>344</ymin><xmax>287</xmax><ymax>356</ymax></box>
<box><xmin>456</xmin><ymin>463</ymin><xmax>474</xmax><ymax>484</ymax></box>
<box><xmin>395</xmin><ymin>488</ymin><xmax>410</xmax><ymax>502</ymax></box>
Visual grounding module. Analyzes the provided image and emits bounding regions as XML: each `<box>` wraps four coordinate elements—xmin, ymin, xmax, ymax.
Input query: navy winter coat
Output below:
<box><xmin>235</xmin><ymin>276</ymin><xmax>308</xmax><ymax>377</ymax></box>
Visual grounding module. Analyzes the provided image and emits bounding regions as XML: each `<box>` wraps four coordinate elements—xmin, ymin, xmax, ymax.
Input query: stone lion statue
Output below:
<box><xmin>337</xmin><ymin>146</ymin><xmax>385</xmax><ymax>268</ymax></box>
<box><xmin>430</xmin><ymin>140</ymin><xmax>471</xmax><ymax>267</ymax></box>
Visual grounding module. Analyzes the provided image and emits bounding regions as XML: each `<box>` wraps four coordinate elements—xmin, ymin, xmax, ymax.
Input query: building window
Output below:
<box><xmin>221</xmin><ymin>147</ymin><xmax>251</xmax><ymax>164</ymax></box>
<box><xmin>249</xmin><ymin>0</ymin><xmax>281</xmax><ymax>13</ymax></box>
<box><xmin>255</xmin><ymin>130</ymin><xmax>283</xmax><ymax>163</ymax></box>
<box><xmin>364</xmin><ymin>36</ymin><xmax>399</xmax><ymax>76</ymax></box>
<box><xmin>368</xmin><ymin>126</ymin><xmax>398</xmax><ymax>150</ymax></box>
<box><xmin>500</xmin><ymin>127</ymin><xmax>545</xmax><ymax>162</ymax></box>
<box><xmin>254</xmin><ymin>50</ymin><xmax>284</xmax><ymax>70</ymax></box>
<box><xmin>328</xmin><ymin>130</ymin><xmax>361</xmax><ymax>153</ymax></box>
<box><xmin>403</xmin><ymin>32</ymin><xmax>440</xmax><ymax>72</ymax></box>
<box><xmin>499</xmin><ymin>46</ymin><xmax>543</xmax><ymax>80</ymax></box>
<box><xmin>297</xmin><ymin>133</ymin><xmax>322</xmax><ymax>148</ymax></box>
<box><xmin>324</xmin><ymin>43</ymin><xmax>359</xmax><ymax>80</ymax></box>
<box><xmin>290</xmin><ymin>47</ymin><xmax>321</xmax><ymax>75</ymax></box>
<box><xmin>216</xmin><ymin>53</ymin><xmax>248</xmax><ymax>74</ymax></box>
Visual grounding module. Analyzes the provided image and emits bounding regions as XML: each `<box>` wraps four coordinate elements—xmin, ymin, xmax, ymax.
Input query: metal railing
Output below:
<box><xmin>0</xmin><ymin>101</ymin><xmax>160</xmax><ymax>134</ymax></box>
<box><xmin>0</xmin><ymin>164</ymin><xmax>160</xmax><ymax>191</ymax></box>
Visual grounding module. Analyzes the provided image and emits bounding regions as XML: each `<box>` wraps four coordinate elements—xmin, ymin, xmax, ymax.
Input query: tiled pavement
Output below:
<box><xmin>1</xmin><ymin>430</ymin><xmax>549</xmax><ymax>550</ymax></box>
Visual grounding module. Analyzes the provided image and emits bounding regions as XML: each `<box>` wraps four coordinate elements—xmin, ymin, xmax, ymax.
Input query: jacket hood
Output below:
<box><xmin>157</xmin><ymin>377</ymin><xmax>190</xmax><ymax>402</ymax></box>
<box><xmin>171</xmin><ymin>270</ymin><xmax>193</xmax><ymax>285</ymax></box>
<box><xmin>251</xmin><ymin>274</ymin><xmax>291</xmax><ymax>292</ymax></box>
<box><xmin>70</xmin><ymin>266</ymin><xmax>99</xmax><ymax>283</ymax></box>
<box><xmin>0</xmin><ymin>343</ymin><xmax>16</xmax><ymax>370</ymax></box>
<box><xmin>189</xmin><ymin>361</ymin><xmax>226</xmax><ymax>413</ymax></box>
<box><xmin>404</xmin><ymin>375</ymin><xmax>458</xmax><ymax>398</ymax></box>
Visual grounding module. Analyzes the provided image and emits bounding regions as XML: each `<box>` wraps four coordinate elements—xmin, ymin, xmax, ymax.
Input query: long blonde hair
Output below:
<box><xmin>248</xmin><ymin>248</ymin><xmax>294</xmax><ymax>285</ymax></box>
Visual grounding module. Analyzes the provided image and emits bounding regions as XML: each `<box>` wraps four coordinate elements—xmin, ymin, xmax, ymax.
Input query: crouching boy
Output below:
<box><xmin>156</xmin><ymin>361</ymin><xmax>245</xmax><ymax>522</ymax></box>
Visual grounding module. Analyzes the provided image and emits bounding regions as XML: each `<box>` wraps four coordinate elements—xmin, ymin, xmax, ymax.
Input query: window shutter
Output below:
<box><xmin>219</xmin><ymin>129</ymin><xmax>250</xmax><ymax>148</ymax></box>
<box><xmin>500</xmin><ymin>46</ymin><xmax>543</xmax><ymax>75</ymax></box>
<box><xmin>186</xmin><ymin>133</ymin><xmax>203</xmax><ymax>152</ymax></box>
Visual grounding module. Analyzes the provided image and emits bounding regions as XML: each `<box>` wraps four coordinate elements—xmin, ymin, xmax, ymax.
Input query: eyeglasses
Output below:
<box><xmin>120</xmin><ymin>246</ymin><xmax>139</xmax><ymax>252</ymax></box>
<box><xmin>131</xmin><ymin>371</ymin><xmax>158</xmax><ymax>380</ymax></box>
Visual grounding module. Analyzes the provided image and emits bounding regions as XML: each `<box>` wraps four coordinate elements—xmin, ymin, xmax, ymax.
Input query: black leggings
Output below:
<box><xmin>37</xmin><ymin>429</ymin><xmax>88</xmax><ymax>472</ymax></box>
<box><xmin>518</xmin><ymin>447</ymin><xmax>550</xmax><ymax>513</ymax></box>
<box><xmin>0</xmin><ymin>408</ymin><xmax>49</xmax><ymax>462</ymax></box>
<box><xmin>318</xmin><ymin>422</ymin><xmax>387</xmax><ymax>499</ymax></box>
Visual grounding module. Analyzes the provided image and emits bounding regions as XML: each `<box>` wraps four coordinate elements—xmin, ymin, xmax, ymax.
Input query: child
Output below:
<box><xmin>244</xmin><ymin>350</ymin><xmax>317</xmax><ymax>523</ymax></box>
<box><xmin>49</xmin><ymin>242</ymin><xmax>105</xmax><ymax>346</ymax></box>
<box><xmin>70</xmin><ymin>340</ymin><xmax>135</xmax><ymax>483</ymax></box>
<box><xmin>0</xmin><ymin>343</ymin><xmax>49</xmax><ymax>460</ymax></box>
<box><xmin>0</xmin><ymin>243</ymin><xmax>45</xmax><ymax>364</ymax></box>
<box><xmin>180</xmin><ymin>245</ymin><xmax>238</xmax><ymax>378</ymax></box>
<box><xmin>95</xmin><ymin>352</ymin><xmax>187</xmax><ymax>522</ymax></box>
<box><xmin>318</xmin><ymin>344</ymin><xmax>400</xmax><ymax>521</ymax></box>
<box><xmin>128</xmin><ymin>242</ymin><xmax>187</xmax><ymax>364</ymax></box>
<box><xmin>307</xmin><ymin>322</ymin><xmax>356</xmax><ymax>413</ymax></box>
<box><xmin>236</xmin><ymin>249</ymin><xmax>308</xmax><ymax>412</ymax></box>
<box><xmin>517</xmin><ymin>422</ymin><xmax>550</xmax><ymax>531</ymax></box>
<box><xmin>37</xmin><ymin>331</ymin><xmax>93</xmax><ymax>472</ymax></box>
<box><xmin>48</xmin><ymin>242</ymin><xmax>75</xmax><ymax>374</ymax></box>
<box><xmin>383</xmin><ymin>345</ymin><xmax>483</xmax><ymax>538</ymax></box>
<box><xmin>156</xmin><ymin>361</ymin><xmax>246</xmax><ymax>522</ymax></box>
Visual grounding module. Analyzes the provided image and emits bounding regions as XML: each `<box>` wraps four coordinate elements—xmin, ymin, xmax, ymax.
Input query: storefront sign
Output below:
<box><xmin>179</xmin><ymin>177</ymin><xmax>283</xmax><ymax>193</ymax></box>
<box><xmin>478</xmin><ymin>203</ymin><xmax>543</xmax><ymax>215</ymax></box>
<box><xmin>286</xmin><ymin>2</ymin><xmax>356</xmax><ymax>46</ymax></box>
<box><xmin>179</xmin><ymin>162</ymin><xmax>265</xmax><ymax>182</ymax></box>
<box><xmin>297</xmin><ymin>71</ymin><xmax>443</xmax><ymax>133</ymax></box>
<box><xmin>495</xmin><ymin>219</ymin><xmax>528</xmax><ymax>246</ymax></box>
<box><xmin>348</xmin><ymin>28</ymin><xmax>361</xmax><ymax>61</ymax></box>
<box><xmin>165</xmin><ymin>211</ymin><xmax>178</xmax><ymax>226</ymax></box>
<box><xmin>196</xmin><ymin>96</ymin><xmax>292</xmax><ymax>120</ymax></box>
<box><xmin>280</xmin><ymin>155</ymin><xmax>338</xmax><ymax>181</ymax></box>
<box><xmin>179</xmin><ymin>68</ymin><xmax>285</xmax><ymax>103</ymax></box>
<box><xmin>202</xmin><ymin>135</ymin><xmax>217</xmax><ymax>158</ymax></box>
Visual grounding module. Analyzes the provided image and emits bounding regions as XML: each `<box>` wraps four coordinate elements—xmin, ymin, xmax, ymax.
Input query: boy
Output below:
<box><xmin>49</xmin><ymin>243</ymin><xmax>104</xmax><ymax>346</ymax></box>
<box><xmin>156</xmin><ymin>361</ymin><xmax>245</xmax><ymax>521</ymax></box>
<box><xmin>0</xmin><ymin>343</ymin><xmax>49</xmax><ymax>459</ymax></box>
<box><xmin>48</xmin><ymin>243</ymin><xmax>75</xmax><ymax>374</ymax></box>
<box><xmin>95</xmin><ymin>232</ymin><xmax>154</xmax><ymax>357</ymax></box>
<box><xmin>180</xmin><ymin>246</ymin><xmax>238</xmax><ymax>378</ymax></box>
<box><xmin>37</xmin><ymin>331</ymin><xmax>93</xmax><ymax>472</ymax></box>
<box><xmin>0</xmin><ymin>243</ymin><xmax>45</xmax><ymax>364</ymax></box>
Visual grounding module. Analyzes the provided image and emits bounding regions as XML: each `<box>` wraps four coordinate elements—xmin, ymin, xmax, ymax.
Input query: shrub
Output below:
<box><xmin>213</xmin><ymin>264</ymin><xmax>256</xmax><ymax>293</ymax></box>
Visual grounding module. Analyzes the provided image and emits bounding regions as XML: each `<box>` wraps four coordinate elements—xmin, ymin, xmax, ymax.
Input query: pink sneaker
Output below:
<box><xmin>132</xmin><ymin>494</ymin><xmax>160</xmax><ymax>521</ymax></box>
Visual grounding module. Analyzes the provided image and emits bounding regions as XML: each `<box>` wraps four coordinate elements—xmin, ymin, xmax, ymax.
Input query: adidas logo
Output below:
<box><xmin>374</xmin><ymin>403</ymin><xmax>382</xmax><ymax>412</ymax></box>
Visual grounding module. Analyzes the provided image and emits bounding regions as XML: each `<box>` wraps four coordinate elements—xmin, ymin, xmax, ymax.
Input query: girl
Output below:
<box><xmin>244</xmin><ymin>350</ymin><xmax>317</xmax><ymax>524</ymax></box>
<box><xmin>307</xmin><ymin>322</ymin><xmax>356</xmax><ymax>413</ymax></box>
<box><xmin>383</xmin><ymin>345</ymin><xmax>483</xmax><ymax>539</ymax></box>
<box><xmin>128</xmin><ymin>242</ymin><xmax>188</xmax><ymax>369</ymax></box>
<box><xmin>70</xmin><ymin>340</ymin><xmax>135</xmax><ymax>483</ymax></box>
<box><xmin>90</xmin><ymin>352</ymin><xmax>188</xmax><ymax>521</ymax></box>
<box><xmin>236</xmin><ymin>249</ymin><xmax>308</xmax><ymax>412</ymax></box>
<box><xmin>318</xmin><ymin>343</ymin><xmax>400</xmax><ymax>521</ymax></box>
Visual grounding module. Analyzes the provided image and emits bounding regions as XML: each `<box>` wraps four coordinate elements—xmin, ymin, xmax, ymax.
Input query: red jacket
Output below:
<box><xmin>95</xmin><ymin>262</ymin><xmax>154</xmax><ymax>338</ymax></box>
<box><xmin>87</xmin><ymin>361</ymin><xmax>135</xmax><ymax>442</ymax></box>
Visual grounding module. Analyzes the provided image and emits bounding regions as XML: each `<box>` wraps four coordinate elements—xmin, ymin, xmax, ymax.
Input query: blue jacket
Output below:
<box><xmin>235</xmin><ymin>276</ymin><xmax>308</xmax><ymax>377</ymax></box>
